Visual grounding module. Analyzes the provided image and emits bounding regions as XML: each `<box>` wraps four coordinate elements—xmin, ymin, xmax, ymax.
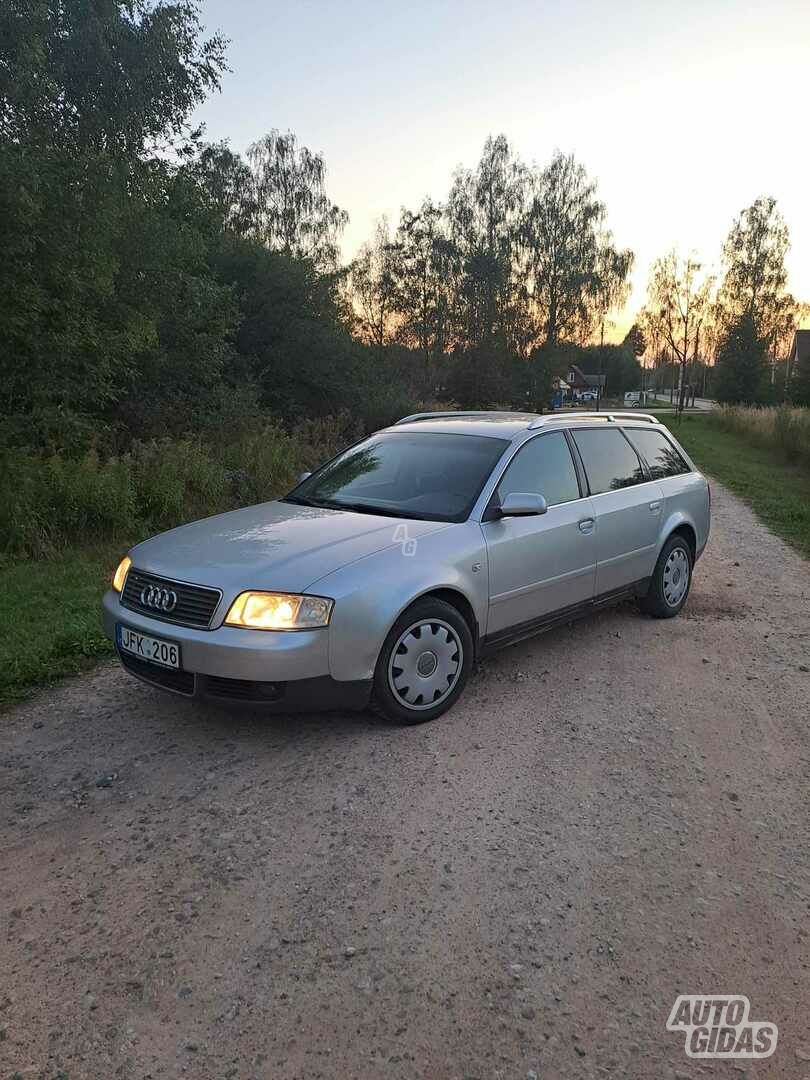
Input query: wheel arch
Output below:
<box><xmin>668</xmin><ymin>521</ymin><xmax>697</xmax><ymax>561</ymax></box>
<box><xmin>406</xmin><ymin>587</ymin><xmax>481</xmax><ymax>653</ymax></box>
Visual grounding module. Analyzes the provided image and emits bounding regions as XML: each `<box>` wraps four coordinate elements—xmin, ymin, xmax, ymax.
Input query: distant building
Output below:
<box><xmin>567</xmin><ymin>365</ymin><xmax>607</xmax><ymax>397</ymax></box>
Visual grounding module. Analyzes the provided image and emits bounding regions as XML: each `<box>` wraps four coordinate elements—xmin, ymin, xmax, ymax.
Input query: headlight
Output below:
<box><xmin>112</xmin><ymin>555</ymin><xmax>132</xmax><ymax>593</ymax></box>
<box><xmin>224</xmin><ymin>592</ymin><xmax>334</xmax><ymax>630</ymax></box>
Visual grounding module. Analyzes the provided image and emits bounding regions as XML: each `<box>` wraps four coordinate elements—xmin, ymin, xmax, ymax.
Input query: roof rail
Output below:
<box><xmin>603</xmin><ymin>411</ymin><xmax>660</xmax><ymax>424</ymax></box>
<box><xmin>395</xmin><ymin>410</ymin><xmax>507</xmax><ymax>425</ymax></box>
<box><xmin>527</xmin><ymin>411</ymin><xmax>660</xmax><ymax>429</ymax></box>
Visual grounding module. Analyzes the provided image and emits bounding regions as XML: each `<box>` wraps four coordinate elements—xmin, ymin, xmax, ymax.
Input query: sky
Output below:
<box><xmin>192</xmin><ymin>0</ymin><xmax>810</xmax><ymax>341</ymax></box>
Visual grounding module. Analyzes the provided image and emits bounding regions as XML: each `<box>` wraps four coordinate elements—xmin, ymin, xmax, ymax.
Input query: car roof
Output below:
<box><xmin>384</xmin><ymin>410</ymin><xmax>662</xmax><ymax>440</ymax></box>
<box><xmin>385</xmin><ymin>411</ymin><xmax>540</xmax><ymax>439</ymax></box>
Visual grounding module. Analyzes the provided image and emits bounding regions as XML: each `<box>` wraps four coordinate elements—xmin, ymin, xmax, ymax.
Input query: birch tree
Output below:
<box><xmin>522</xmin><ymin>152</ymin><xmax>626</xmax><ymax>348</ymax></box>
<box><xmin>642</xmin><ymin>252</ymin><xmax>713</xmax><ymax>413</ymax></box>
<box><xmin>715</xmin><ymin>197</ymin><xmax>795</xmax><ymax>351</ymax></box>
<box><xmin>247</xmin><ymin>130</ymin><xmax>348</xmax><ymax>268</ymax></box>
<box><xmin>348</xmin><ymin>217</ymin><xmax>401</xmax><ymax>359</ymax></box>
<box><xmin>393</xmin><ymin>199</ymin><xmax>455</xmax><ymax>381</ymax></box>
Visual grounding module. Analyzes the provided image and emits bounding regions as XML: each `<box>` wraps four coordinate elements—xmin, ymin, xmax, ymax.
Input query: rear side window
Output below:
<box><xmin>571</xmin><ymin>428</ymin><xmax>645</xmax><ymax>494</ymax></box>
<box><xmin>625</xmin><ymin>428</ymin><xmax>690</xmax><ymax>480</ymax></box>
<box><xmin>497</xmin><ymin>431</ymin><xmax>580</xmax><ymax>506</ymax></box>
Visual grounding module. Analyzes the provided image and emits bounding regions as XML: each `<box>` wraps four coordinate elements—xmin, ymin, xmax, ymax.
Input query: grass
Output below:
<box><xmin>658</xmin><ymin>413</ymin><xmax>810</xmax><ymax>560</ymax></box>
<box><xmin>0</xmin><ymin>544</ymin><xmax>123</xmax><ymax>707</ymax></box>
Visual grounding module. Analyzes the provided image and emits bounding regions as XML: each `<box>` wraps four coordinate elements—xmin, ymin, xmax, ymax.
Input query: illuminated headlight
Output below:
<box><xmin>112</xmin><ymin>555</ymin><xmax>132</xmax><ymax>593</ymax></box>
<box><xmin>225</xmin><ymin>592</ymin><xmax>334</xmax><ymax>630</ymax></box>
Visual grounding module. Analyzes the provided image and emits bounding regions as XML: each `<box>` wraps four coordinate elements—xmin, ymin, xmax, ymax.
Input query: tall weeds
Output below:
<box><xmin>714</xmin><ymin>405</ymin><xmax>810</xmax><ymax>470</ymax></box>
<box><xmin>0</xmin><ymin>414</ymin><xmax>362</xmax><ymax>560</ymax></box>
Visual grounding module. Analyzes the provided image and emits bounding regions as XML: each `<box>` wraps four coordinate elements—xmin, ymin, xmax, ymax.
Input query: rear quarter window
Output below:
<box><xmin>625</xmin><ymin>428</ymin><xmax>691</xmax><ymax>480</ymax></box>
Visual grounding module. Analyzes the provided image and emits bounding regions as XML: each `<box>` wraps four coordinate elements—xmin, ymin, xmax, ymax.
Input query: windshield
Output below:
<box><xmin>284</xmin><ymin>432</ymin><xmax>509</xmax><ymax>522</ymax></box>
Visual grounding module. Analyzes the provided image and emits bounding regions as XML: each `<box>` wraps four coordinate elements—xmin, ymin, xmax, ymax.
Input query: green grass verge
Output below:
<box><xmin>659</xmin><ymin>413</ymin><xmax>810</xmax><ymax>560</ymax></box>
<box><xmin>2</xmin><ymin>413</ymin><xmax>809</xmax><ymax>709</ymax></box>
<box><xmin>0</xmin><ymin>544</ymin><xmax>121</xmax><ymax>707</ymax></box>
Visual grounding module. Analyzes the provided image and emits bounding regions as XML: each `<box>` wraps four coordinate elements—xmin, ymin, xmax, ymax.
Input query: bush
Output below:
<box><xmin>0</xmin><ymin>415</ymin><xmax>365</xmax><ymax>560</ymax></box>
<box><xmin>0</xmin><ymin>450</ymin><xmax>135</xmax><ymax>559</ymax></box>
<box><xmin>130</xmin><ymin>440</ymin><xmax>229</xmax><ymax>529</ymax></box>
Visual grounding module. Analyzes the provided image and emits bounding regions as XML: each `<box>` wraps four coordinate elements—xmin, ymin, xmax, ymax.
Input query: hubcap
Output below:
<box><xmin>416</xmin><ymin>650</ymin><xmax>438</xmax><ymax>676</ymax></box>
<box><xmin>388</xmin><ymin>619</ymin><xmax>462</xmax><ymax>711</ymax></box>
<box><xmin>663</xmin><ymin>546</ymin><xmax>690</xmax><ymax>607</ymax></box>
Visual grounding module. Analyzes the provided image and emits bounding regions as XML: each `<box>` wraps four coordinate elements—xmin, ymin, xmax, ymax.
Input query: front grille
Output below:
<box><xmin>119</xmin><ymin>651</ymin><xmax>196</xmax><ymax>695</ymax></box>
<box><xmin>121</xmin><ymin>568</ymin><xmax>221</xmax><ymax>629</ymax></box>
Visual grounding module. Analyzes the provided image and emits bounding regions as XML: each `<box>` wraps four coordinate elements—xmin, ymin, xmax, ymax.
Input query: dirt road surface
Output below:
<box><xmin>3</xmin><ymin>482</ymin><xmax>810</xmax><ymax>1080</ymax></box>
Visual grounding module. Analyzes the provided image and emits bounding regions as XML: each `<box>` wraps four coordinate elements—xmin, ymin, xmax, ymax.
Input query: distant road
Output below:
<box><xmin>649</xmin><ymin>393</ymin><xmax>716</xmax><ymax>412</ymax></box>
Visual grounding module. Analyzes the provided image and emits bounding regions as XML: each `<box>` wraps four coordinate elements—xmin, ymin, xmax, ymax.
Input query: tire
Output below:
<box><xmin>371</xmin><ymin>598</ymin><xmax>474</xmax><ymax>724</ymax></box>
<box><xmin>639</xmin><ymin>534</ymin><xmax>693</xmax><ymax>618</ymax></box>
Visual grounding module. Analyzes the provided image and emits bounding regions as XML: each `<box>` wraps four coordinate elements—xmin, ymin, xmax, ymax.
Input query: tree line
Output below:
<box><xmin>1</xmin><ymin>0</ymin><xmax>807</xmax><ymax>470</ymax></box>
<box><xmin>0</xmin><ymin>0</ymin><xmax>645</xmax><ymax>460</ymax></box>
<box><xmin>640</xmin><ymin>199</ymin><xmax>809</xmax><ymax>408</ymax></box>
<box><xmin>1</xmin><ymin>1</ymin><xmax>410</xmax><ymax>455</ymax></box>
<box><xmin>347</xmin><ymin>138</ymin><xmax>636</xmax><ymax>406</ymax></box>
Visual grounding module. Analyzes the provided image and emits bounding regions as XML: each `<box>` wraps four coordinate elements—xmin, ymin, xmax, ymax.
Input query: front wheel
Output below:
<box><xmin>371</xmin><ymin>598</ymin><xmax>474</xmax><ymax>724</ymax></box>
<box><xmin>639</xmin><ymin>534</ymin><xmax>693</xmax><ymax>618</ymax></box>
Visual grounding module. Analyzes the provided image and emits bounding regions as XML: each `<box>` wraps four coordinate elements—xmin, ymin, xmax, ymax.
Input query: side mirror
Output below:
<box><xmin>297</xmin><ymin>471</ymin><xmax>312</xmax><ymax>484</ymax></box>
<box><xmin>499</xmin><ymin>492</ymin><xmax>548</xmax><ymax>517</ymax></box>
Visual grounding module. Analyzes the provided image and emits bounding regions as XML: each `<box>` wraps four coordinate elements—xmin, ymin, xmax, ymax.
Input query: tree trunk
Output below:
<box><xmin>677</xmin><ymin>361</ymin><xmax>688</xmax><ymax>415</ymax></box>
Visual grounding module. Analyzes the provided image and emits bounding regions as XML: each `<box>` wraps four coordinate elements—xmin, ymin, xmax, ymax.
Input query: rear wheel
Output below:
<box><xmin>639</xmin><ymin>534</ymin><xmax>693</xmax><ymax>618</ymax></box>
<box><xmin>371</xmin><ymin>598</ymin><xmax>473</xmax><ymax>724</ymax></box>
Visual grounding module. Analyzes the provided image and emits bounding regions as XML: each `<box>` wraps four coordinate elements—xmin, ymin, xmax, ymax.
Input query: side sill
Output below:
<box><xmin>479</xmin><ymin>579</ymin><xmax>649</xmax><ymax>657</ymax></box>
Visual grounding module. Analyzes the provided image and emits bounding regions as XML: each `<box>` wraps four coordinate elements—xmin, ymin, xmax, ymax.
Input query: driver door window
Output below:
<box><xmin>497</xmin><ymin>431</ymin><xmax>581</xmax><ymax>506</ymax></box>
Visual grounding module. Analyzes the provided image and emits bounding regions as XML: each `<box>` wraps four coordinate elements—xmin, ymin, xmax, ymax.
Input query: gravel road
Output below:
<box><xmin>2</xmin><ymin>481</ymin><xmax>810</xmax><ymax>1080</ymax></box>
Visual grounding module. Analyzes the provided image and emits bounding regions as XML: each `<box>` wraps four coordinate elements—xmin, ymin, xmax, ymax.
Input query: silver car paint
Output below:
<box><xmin>126</xmin><ymin>499</ymin><xmax>453</xmax><ymax>604</ymax></box>
<box><xmin>305</xmin><ymin>520</ymin><xmax>488</xmax><ymax>684</ymax></box>
<box><xmin>482</xmin><ymin>494</ymin><xmax>598</xmax><ymax>634</ymax></box>
<box><xmin>104</xmin><ymin>415</ymin><xmax>710</xmax><ymax>691</ymax></box>
<box><xmin>586</xmin><ymin>479</ymin><xmax>666</xmax><ymax>594</ymax></box>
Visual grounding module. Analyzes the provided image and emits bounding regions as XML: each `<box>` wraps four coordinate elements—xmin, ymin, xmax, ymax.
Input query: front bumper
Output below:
<box><xmin>102</xmin><ymin>590</ymin><xmax>371</xmax><ymax>711</ymax></box>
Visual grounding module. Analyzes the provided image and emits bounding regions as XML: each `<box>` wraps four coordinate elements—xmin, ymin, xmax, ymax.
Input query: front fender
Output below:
<box><xmin>308</xmin><ymin>523</ymin><xmax>487</xmax><ymax>683</ymax></box>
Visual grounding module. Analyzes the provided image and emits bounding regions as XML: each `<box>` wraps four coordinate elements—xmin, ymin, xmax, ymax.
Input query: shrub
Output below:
<box><xmin>0</xmin><ymin>450</ymin><xmax>135</xmax><ymax>559</ymax></box>
<box><xmin>0</xmin><ymin>414</ymin><xmax>368</xmax><ymax>560</ymax></box>
<box><xmin>0</xmin><ymin>452</ymin><xmax>53</xmax><ymax>559</ymax></box>
<box><xmin>130</xmin><ymin>439</ymin><xmax>229</xmax><ymax>529</ymax></box>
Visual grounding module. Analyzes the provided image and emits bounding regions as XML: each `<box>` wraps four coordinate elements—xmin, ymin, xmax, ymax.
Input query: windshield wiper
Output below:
<box><xmin>281</xmin><ymin>494</ymin><xmax>321</xmax><ymax>508</ymax></box>
<box><xmin>320</xmin><ymin>500</ymin><xmax>420</xmax><ymax>519</ymax></box>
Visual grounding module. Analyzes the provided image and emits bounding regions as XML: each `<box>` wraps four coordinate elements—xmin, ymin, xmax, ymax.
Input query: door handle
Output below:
<box><xmin>649</xmin><ymin>500</ymin><xmax>661</xmax><ymax>512</ymax></box>
<box><xmin>578</xmin><ymin>518</ymin><xmax>595</xmax><ymax>533</ymax></box>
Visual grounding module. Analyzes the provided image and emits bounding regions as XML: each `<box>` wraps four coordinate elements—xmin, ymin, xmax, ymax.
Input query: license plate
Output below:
<box><xmin>117</xmin><ymin>624</ymin><xmax>181</xmax><ymax>669</ymax></box>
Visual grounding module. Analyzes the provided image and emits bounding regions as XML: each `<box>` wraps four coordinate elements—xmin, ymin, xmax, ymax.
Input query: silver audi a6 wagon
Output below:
<box><xmin>103</xmin><ymin>411</ymin><xmax>710</xmax><ymax>723</ymax></box>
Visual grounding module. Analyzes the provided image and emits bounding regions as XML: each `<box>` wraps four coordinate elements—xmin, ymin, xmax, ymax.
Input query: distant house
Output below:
<box><xmin>567</xmin><ymin>365</ymin><xmax>607</xmax><ymax>397</ymax></box>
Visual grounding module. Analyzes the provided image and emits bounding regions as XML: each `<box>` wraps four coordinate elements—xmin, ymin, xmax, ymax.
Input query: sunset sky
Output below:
<box><xmin>193</xmin><ymin>0</ymin><xmax>810</xmax><ymax>340</ymax></box>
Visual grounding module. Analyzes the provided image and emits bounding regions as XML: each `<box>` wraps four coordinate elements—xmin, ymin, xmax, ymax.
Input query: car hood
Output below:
<box><xmin>130</xmin><ymin>500</ymin><xmax>451</xmax><ymax>595</ymax></box>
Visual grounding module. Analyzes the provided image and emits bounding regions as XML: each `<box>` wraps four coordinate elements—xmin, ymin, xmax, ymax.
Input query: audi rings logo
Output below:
<box><xmin>140</xmin><ymin>583</ymin><xmax>178</xmax><ymax>612</ymax></box>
